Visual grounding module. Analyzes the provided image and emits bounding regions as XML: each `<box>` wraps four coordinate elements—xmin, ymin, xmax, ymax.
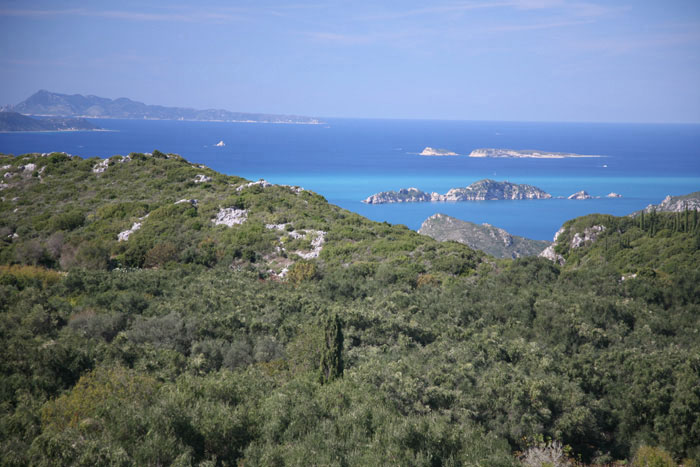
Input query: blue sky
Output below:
<box><xmin>1</xmin><ymin>0</ymin><xmax>699</xmax><ymax>122</ymax></box>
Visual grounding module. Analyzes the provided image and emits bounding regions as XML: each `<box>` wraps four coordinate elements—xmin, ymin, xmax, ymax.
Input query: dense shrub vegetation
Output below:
<box><xmin>1</xmin><ymin>151</ymin><xmax>698</xmax><ymax>465</ymax></box>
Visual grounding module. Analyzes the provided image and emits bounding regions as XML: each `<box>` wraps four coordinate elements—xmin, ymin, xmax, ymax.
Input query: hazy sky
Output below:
<box><xmin>1</xmin><ymin>0</ymin><xmax>699</xmax><ymax>123</ymax></box>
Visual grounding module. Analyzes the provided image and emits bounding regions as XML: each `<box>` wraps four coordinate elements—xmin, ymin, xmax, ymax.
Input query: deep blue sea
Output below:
<box><xmin>2</xmin><ymin>118</ymin><xmax>699</xmax><ymax>240</ymax></box>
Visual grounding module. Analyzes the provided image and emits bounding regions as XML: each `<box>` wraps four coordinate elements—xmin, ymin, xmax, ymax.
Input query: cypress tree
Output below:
<box><xmin>319</xmin><ymin>313</ymin><xmax>344</xmax><ymax>384</ymax></box>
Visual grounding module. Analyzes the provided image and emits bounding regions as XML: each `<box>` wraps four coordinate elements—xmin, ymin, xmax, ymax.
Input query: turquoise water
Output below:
<box><xmin>2</xmin><ymin>118</ymin><xmax>699</xmax><ymax>240</ymax></box>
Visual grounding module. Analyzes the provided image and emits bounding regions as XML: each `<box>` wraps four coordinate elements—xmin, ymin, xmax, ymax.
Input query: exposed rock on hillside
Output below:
<box><xmin>419</xmin><ymin>213</ymin><xmax>551</xmax><ymax>258</ymax></box>
<box><xmin>539</xmin><ymin>224</ymin><xmax>606</xmax><ymax>264</ymax></box>
<box><xmin>236</xmin><ymin>179</ymin><xmax>273</xmax><ymax>191</ymax></box>
<box><xmin>212</xmin><ymin>208</ymin><xmax>248</xmax><ymax>226</ymax></box>
<box><xmin>194</xmin><ymin>174</ymin><xmax>212</xmax><ymax>184</ymax></box>
<box><xmin>571</xmin><ymin>225</ymin><xmax>606</xmax><ymax>248</ymax></box>
<box><xmin>118</xmin><ymin>215</ymin><xmax>149</xmax><ymax>241</ymax></box>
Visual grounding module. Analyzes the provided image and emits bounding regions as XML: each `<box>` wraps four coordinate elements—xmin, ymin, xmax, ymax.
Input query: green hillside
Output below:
<box><xmin>1</xmin><ymin>151</ymin><xmax>698</xmax><ymax>466</ymax></box>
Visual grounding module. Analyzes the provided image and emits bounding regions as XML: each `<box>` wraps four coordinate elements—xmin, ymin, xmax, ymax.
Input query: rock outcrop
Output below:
<box><xmin>194</xmin><ymin>174</ymin><xmax>212</xmax><ymax>183</ymax></box>
<box><xmin>236</xmin><ymin>179</ymin><xmax>273</xmax><ymax>191</ymax></box>
<box><xmin>212</xmin><ymin>208</ymin><xmax>247</xmax><ymax>226</ymax></box>
<box><xmin>265</xmin><ymin>223</ymin><xmax>326</xmax><ymax>260</ymax></box>
<box><xmin>118</xmin><ymin>214</ymin><xmax>149</xmax><ymax>241</ymax></box>
<box><xmin>606</xmin><ymin>192</ymin><xmax>622</xmax><ymax>198</ymax></box>
<box><xmin>539</xmin><ymin>224</ymin><xmax>606</xmax><ymax>265</ymax></box>
<box><xmin>538</xmin><ymin>227</ymin><xmax>566</xmax><ymax>265</ymax></box>
<box><xmin>419</xmin><ymin>213</ymin><xmax>551</xmax><ymax>259</ymax></box>
<box><xmin>570</xmin><ymin>225</ymin><xmax>606</xmax><ymax>248</ymax></box>
<box><xmin>175</xmin><ymin>199</ymin><xmax>198</xmax><ymax>207</ymax></box>
<box><xmin>363</xmin><ymin>179</ymin><xmax>551</xmax><ymax>204</ymax></box>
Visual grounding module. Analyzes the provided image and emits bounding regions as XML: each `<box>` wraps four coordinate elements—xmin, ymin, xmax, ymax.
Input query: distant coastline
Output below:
<box><xmin>10</xmin><ymin>90</ymin><xmax>323</xmax><ymax>125</ymax></box>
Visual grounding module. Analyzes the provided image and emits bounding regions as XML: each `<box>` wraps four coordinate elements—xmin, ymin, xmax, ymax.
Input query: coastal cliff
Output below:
<box><xmin>363</xmin><ymin>179</ymin><xmax>552</xmax><ymax>204</ymax></box>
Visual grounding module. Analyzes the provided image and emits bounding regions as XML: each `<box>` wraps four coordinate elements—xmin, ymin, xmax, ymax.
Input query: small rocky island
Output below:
<box><xmin>568</xmin><ymin>190</ymin><xmax>593</xmax><ymax>200</ymax></box>
<box><xmin>419</xmin><ymin>147</ymin><xmax>458</xmax><ymax>156</ymax></box>
<box><xmin>363</xmin><ymin>179</ymin><xmax>552</xmax><ymax>204</ymax></box>
<box><xmin>0</xmin><ymin>111</ymin><xmax>99</xmax><ymax>132</ymax></box>
<box><xmin>469</xmin><ymin>148</ymin><xmax>601</xmax><ymax>158</ymax></box>
<box><xmin>419</xmin><ymin>213</ymin><xmax>551</xmax><ymax>259</ymax></box>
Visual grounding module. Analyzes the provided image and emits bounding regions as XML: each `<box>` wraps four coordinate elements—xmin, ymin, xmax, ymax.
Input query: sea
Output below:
<box><xmin>2</xmin><ymin>118</ymin><xmax>699</xmax><ymax>241</ymax></box>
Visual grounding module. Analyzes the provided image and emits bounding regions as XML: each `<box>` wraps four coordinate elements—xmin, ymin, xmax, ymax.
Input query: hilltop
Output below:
<box><xmin>1</xmin><ymin>151</ymin><xmax>698</xmax><ymax>465</ymax></box>
<box><xmin>12</xmin><ymin>90</ymin><xmax>321</xmax><ymax>124</ymax></box>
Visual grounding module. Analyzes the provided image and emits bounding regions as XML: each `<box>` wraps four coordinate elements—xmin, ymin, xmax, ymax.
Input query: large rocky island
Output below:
<box><xmin>0</xmin><ymin>111</ymin><xmax>99</xmax><ymax>132</ymax></box>
<box><xmin>362</xmin><ymin>179</ymin><xmax>552</xmax><ymax>204</ymax></box>
<box><xmin>419</xmin><ymin>213</ymin><xmax>551</xmax><ymax>258</ymax></box>
<box><xmin>469</xmin><ymin>148</ymin><xmax>602</xmax><ymax>158</ymax></box>
<box><xmin>11</xmin><ymin>90</ymin><xmax>321</xmax><ymax>124</ymax></box>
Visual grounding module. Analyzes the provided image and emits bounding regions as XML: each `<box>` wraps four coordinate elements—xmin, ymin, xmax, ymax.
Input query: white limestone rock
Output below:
<box><xmin>539</xmin><ymin>227</ymin><xmax>566</xmax><ymax>265</ymax></box>
<box><xmin>236</xmin><ymin>179</ymin><xmax>273</xmax><ymax>191</ymax></box>
<box><xmin>175</xmin><ymin>199</ymin><xmax>198</xmax><ymax>207</ymax></box>
<box><xmin>117</xmin><ymin>214</ymin><xmax>149</xmax><ymax>241</ymax></box>
<box><xmin>571</xmin><ymin>225</ymin><xmax>606</xmax><ymax>249</ymax></box>
<box><xmin>118</xmin><ymin>222</ymin><xmax>143</xmax><ymax>242</ymax></box>
<box><xmin>194</xmin><ymin>174</ymin><xmax>212</xmax><ymax>183</ymax></box>
<box><xmin>92</xmin><ymin>159</ymin><xmax>109</xmax><ymax>173</ymax></box>
<box><xmin>212</xmin><ymin>208</ymin><xmax>248</xmax><ymax>226</ymax></box>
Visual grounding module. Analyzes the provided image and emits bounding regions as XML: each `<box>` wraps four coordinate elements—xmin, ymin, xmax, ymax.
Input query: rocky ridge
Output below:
<box><xmin>419</xmin><ymin>213</ymin><xmax>551</xmax><ymax>259</ymax></box>
<box><xmin>639</xmin><ymin>191</ymin><xmax>700</xmax><ymax>214</ymax></box>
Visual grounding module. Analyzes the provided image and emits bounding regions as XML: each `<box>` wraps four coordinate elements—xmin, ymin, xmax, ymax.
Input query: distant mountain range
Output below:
<box><xmin>418</xmin><ymin>213</ymin><xmax>551</xmax><ymax>258</ymax></box>
<box><xmin>0</xmin><ymin>111</ymin><xmax>99</xmax><ymax>132</ymax></box>
<box><xmin>11</xmin><ymin>90</ymin><xmax>321</xmax><ymax>124</ymax></box>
